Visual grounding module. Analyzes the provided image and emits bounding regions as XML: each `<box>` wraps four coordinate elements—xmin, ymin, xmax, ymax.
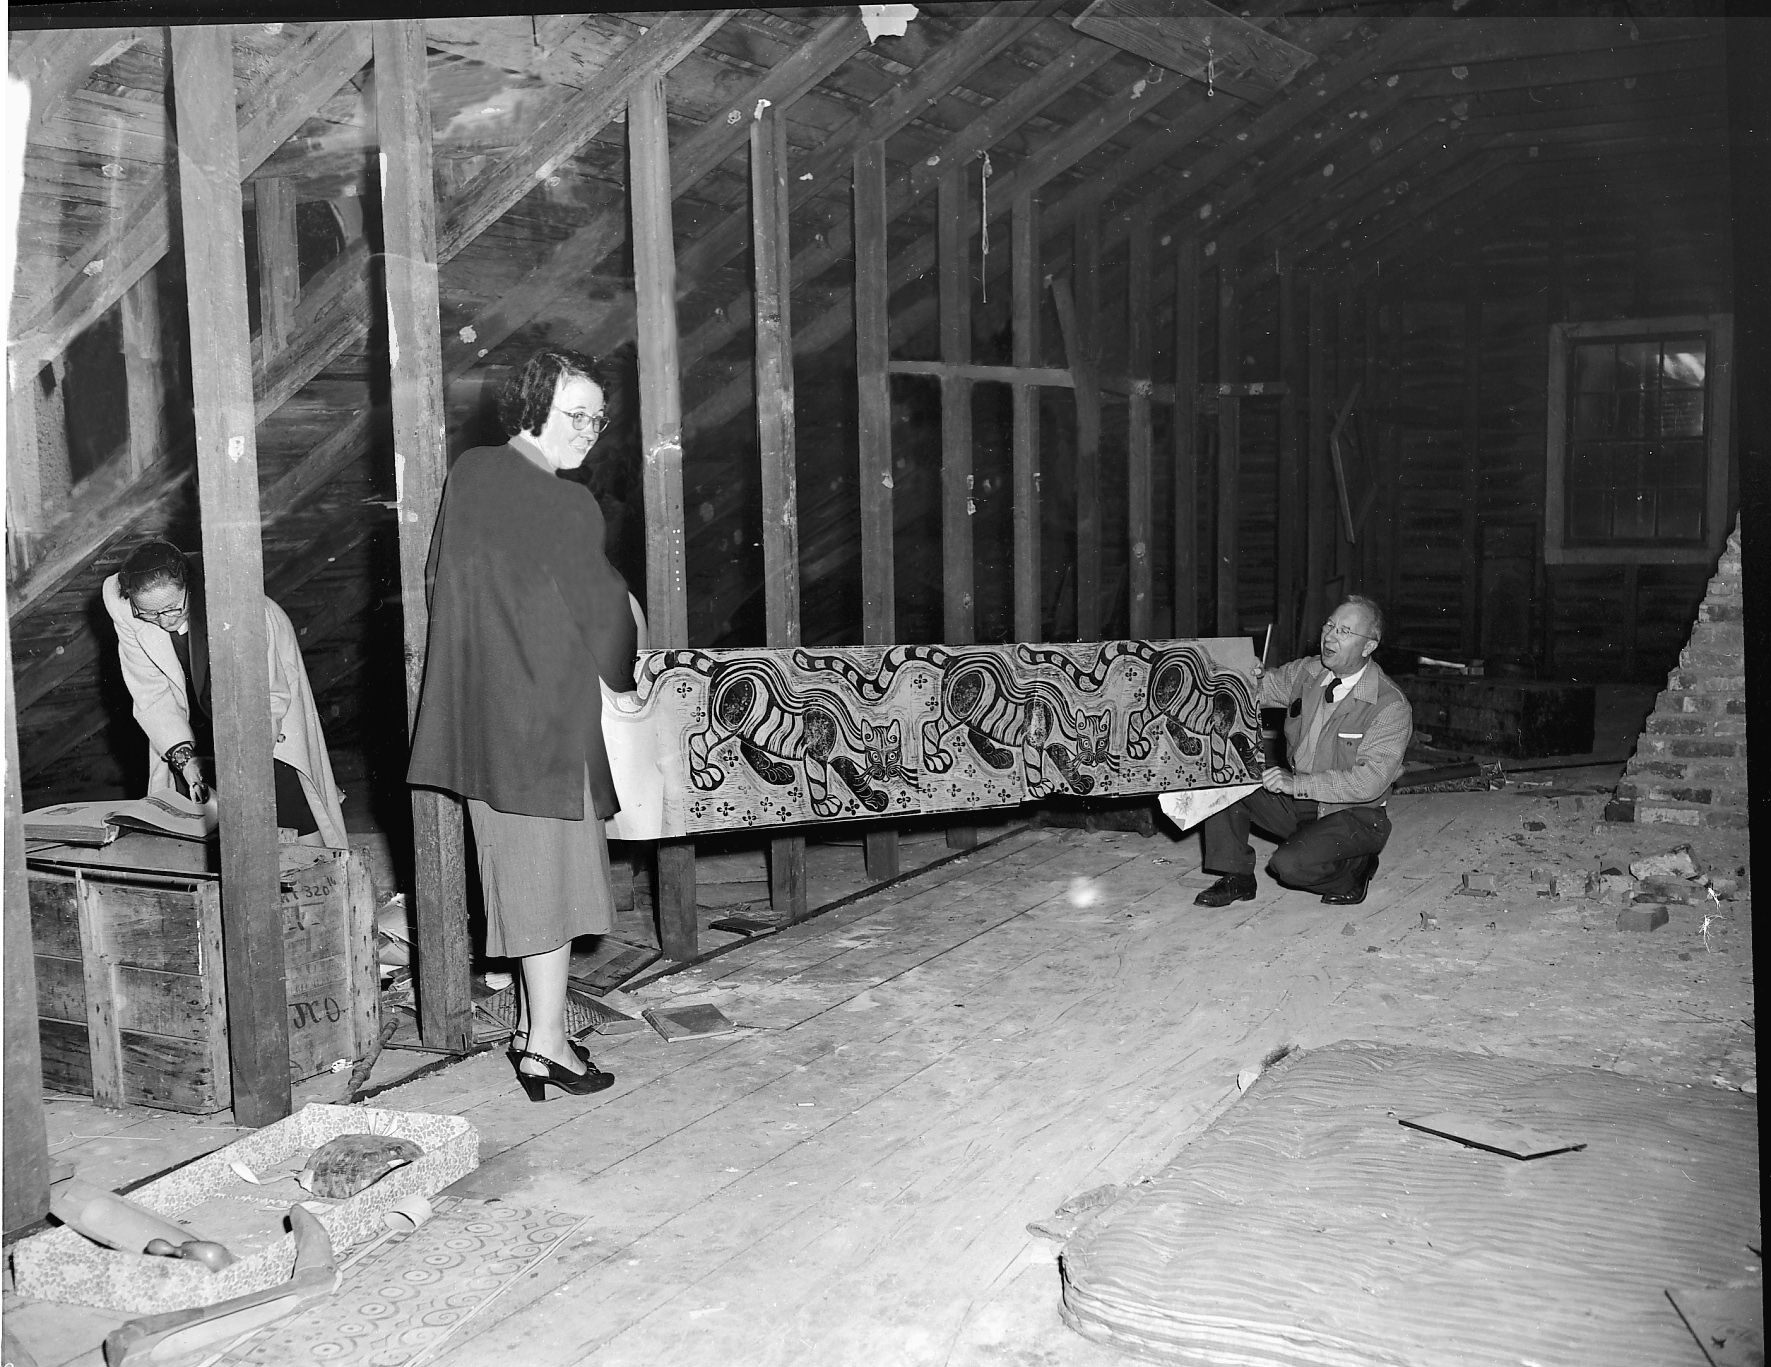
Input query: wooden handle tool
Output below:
<box><xmin>49</xmin><ymin>1178</ymin><xmax>205</xmax><ymax>1256</ymax></box>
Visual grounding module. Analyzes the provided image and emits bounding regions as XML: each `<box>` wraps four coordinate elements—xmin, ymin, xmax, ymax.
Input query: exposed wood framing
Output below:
<box><xmin>374</xmin><ymin>19</ymin><xmax>472</xmax><ymax>1055</ymax></box>
<box><xmin>939</xmin><ymin>163</ymin><xmax>979</xmax><ymax>852</ymax></box>
<box><xmin>252</xmin><ymin>176</ymin><xmax>300</xmax><ymax>357</ymax></box>
<box><xmin>853</xmin><ymin>138</ymin><xmax>898</xmax><ymax>884</ymax></box>
<box><xmin>1126</xmin><ymin>212</ymin><xmax>1154</xmax><ymax>639</ymax></box>
<box><xmin>1172</xmin><ymin>235</ymin><xmax>1201</xmax><ymax>638</ymax></box>
<box><xmin>629</xmin><ymin>75</ymin><xmax>698</xmax><ymax>960</ymax></box>
<box><xmin>440</xmin><ymin>8</ymin><xmax>834</xmax><ymax>379</ymax></box>
<box><xmin>1460</xmin><ymin>269</ymin><xmax>1482</xmax><ymax>662</ymax></box>
<box><xmin>1073</xmin><ymin>0</ymin><xmax>1317</xmax><ymax>103</ymax></box>
<box><xmin>1214</xmin><ymin>244</ymin><xmax>1241</xmax><ymax>635</ymax></box>
<box><xmin>750</xmin><ymin>103</ymin><xmax>807</xmax><ymax>922</ymax></box>
<box><xmin>1012</xmin><ymin>190</ymin><xmax>1042</xmax><ymax>644</ymax></box>
<box><xmin>1065</xmin><ymin>211</ymin><xmax>1103</xmax><ymax>640</ymax></box>
<box><xmin>7</xmin><ymin>14</ymin><xmax>727</xmax><ymax>629</ymax></box>
<box><xmin>5</xmin><ymin>365</ymin><xmax>44</xmax><ymax>575</ymax></box>
<box><xmin>14</xmin><ymin>23</ymin><xmax>375</xmax><ymax>371</ymax></box>
<box><xmin>1276</xmin><ymin>265</ymin><xmax>1302</xmax><ymax>655</ymax></box>
<box><xmin>674</xmin><ymin>28</ymin><xmax>1112</xmax><ymax>380</ymax></box>
<box><xmin>171</xmin><ymin>24</ymin><xmax>287</xmax><ymax>1128</ymax></box>
<box><xmin>119</xmin><ymin>270</ymin><xmax>164</xmax><ymax>477</ymax></box>
<box><xmin>1305</xmin><ymin>277</ymin><xmax>1330</xmax><ymax>637</ymax></box>
<box><xmin>3</xmin><ymin>605</ymin><xmax>49</xmax><ymax>1232</ymax></box>
<box><xmin>11</xmin><ymin>27</ymin><xmax>144</xmax><ymax>136</ymax></box>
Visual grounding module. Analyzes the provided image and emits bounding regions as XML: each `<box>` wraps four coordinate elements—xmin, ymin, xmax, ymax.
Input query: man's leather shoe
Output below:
<box><xmin>1320</xmin><ymin>857</ymin><xmax>1378</xmax><ymax>906</ymax></box>
<box><xmin>1194</xmin><ymin>873</ymin><xmax>1258</xmax><ymax>907</ymax></box>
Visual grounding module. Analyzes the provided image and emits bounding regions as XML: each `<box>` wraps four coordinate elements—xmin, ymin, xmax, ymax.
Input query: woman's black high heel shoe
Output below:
<box><xmin>507</xmin><ymin>1033</ymin><xmax>590</xmax><ymax>1066</ymax></box>
<box><xmin>511</xmin><ymin>1049</ymin><xmax>614</xmax><ymax>1101</ymax></box>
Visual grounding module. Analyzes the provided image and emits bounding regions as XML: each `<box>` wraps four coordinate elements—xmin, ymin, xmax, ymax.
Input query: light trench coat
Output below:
<box><xmin>102</xmin><ymin>573</ymin><xmax>347</xmax><ymax>849</ymax></box>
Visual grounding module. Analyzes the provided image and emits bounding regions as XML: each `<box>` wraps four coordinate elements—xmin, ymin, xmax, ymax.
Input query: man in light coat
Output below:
<box><xmin>1193</xmin><ymin>594</ymin><xmax>1412</xmax><ymax>908</ymax></box>
<box><xmin>102</xmin><ymin>539</ymin><xmax>347</xmax><ymax>849</ymax></box>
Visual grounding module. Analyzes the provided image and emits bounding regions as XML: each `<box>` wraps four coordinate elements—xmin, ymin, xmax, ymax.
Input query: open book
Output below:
<box><xmin>24</xmin><ymin>792</ymin><xmax>219</xmax><ymax>846</ymax></box>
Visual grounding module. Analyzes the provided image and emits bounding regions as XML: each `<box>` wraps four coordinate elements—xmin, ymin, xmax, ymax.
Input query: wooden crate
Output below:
<box><xmin>28</xmin><ymin>846</ymin><xmax>378</xmax><ymax>1114</ymax></box>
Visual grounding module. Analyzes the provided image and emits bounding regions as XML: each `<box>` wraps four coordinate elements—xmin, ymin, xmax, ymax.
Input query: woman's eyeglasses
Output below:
<box><xmin>553</xmin><ymin>406</ymin><xmax>608</xmax><ymax>438</ymax></box>
<box><xmin>131</xmin><ymin>592</ymin><xmax>188</xmax><ymax>624</ymax></box>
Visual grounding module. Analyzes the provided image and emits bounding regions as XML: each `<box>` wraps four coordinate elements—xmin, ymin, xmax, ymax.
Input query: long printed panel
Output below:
<box><xmin>605</xmin><ymin>637</ymin><xmax>1259</xmax><ymax>839</ymax></box>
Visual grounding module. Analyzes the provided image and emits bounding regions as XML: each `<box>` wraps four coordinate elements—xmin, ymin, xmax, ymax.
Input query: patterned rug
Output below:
<box><xmin>1058</xmin><ymin>1040</ymin><xmax>1760</xmax><ymax>1367</ymax></box>
<box><xmin>210</xmin><ymin>1198</ymin><xmax>584</xmax><ymax>1366</ymax></box>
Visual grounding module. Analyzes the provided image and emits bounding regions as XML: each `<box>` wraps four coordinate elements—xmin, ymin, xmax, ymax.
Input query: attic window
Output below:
<box><xmin>1544</xmin><ymin>315</ymin><xmax>1733</xmax><ymax>566</ymax></box>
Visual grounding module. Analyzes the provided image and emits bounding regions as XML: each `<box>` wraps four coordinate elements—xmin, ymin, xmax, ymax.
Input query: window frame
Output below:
<box><xmin>1544</xmin><ymin>313</ymin><xmax>1733</xmax><ymax>566</ymax></box>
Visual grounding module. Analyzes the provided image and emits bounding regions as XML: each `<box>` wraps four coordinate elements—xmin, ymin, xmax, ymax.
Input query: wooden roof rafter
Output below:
<box><xmin>6</xmin><ymin>11</ymin><xmax>733</xmax><ymax>628</ymax></box>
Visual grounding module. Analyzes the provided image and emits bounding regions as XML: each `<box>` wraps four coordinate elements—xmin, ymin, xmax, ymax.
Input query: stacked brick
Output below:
<box><xmin>1611</xmin><ymin>519</ymin><xmax>1748</xmax><ymax>828</ymax></box>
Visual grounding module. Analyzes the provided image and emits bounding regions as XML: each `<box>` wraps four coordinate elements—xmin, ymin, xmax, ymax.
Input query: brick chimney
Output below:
<box><xmin>1609</xmin><ymin>518</ymin><xmax>1747</xmax><ymax>828</ymax></box>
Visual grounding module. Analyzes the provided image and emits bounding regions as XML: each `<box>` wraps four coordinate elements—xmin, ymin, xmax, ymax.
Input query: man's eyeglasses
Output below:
<box><xmin>553</xmin><ymin>406</ymin><xmax>608</xmax><ymax>438</ymax></box>
<box><xmin>1321</xmin><ymin>621</ymin><xmax>1374</xmax><ymax>641</ymax></box>
<box><xmin>131</xmin><ymin>593</ymin><xmax>188</xmax><ymax>624</ymax></box>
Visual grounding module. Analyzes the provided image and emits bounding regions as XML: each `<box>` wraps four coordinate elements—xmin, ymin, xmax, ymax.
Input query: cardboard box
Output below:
<box><xmin>11</xmin><ymin>1103</ymin><xmax>477</xmax><ymax>1313</ymax></box>
<box><xmin>28</xmin><ymin>844</ymin><xmax>378</xmax><ymax>1113</ymax></box>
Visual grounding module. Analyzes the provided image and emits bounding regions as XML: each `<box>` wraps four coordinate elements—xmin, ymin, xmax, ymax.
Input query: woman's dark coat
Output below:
<box><xmin>407</xmin><ymin>443</ymin><xmax>638</xmax><ymax>820</ymax></box>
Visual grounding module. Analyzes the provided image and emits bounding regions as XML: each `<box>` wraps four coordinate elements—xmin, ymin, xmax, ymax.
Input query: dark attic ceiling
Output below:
<box><xmin>5</xmin><ymin>4</ymin><xmax>1735</xmax><ymax>804</ymax></box>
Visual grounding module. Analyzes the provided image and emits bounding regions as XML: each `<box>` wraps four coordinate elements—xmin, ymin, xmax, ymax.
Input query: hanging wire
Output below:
<box><xmin>1205</xmin><ymin>36</ymin><xmax>1216</xmax><ymax>97</ymax></box>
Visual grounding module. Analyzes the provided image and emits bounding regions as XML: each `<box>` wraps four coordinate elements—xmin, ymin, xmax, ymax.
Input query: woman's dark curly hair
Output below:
<box><xmin>117</xmin><ymin>538</ymin><xmax>190</xmax><ymax>597</ymax></box>
<box><xmin>497</xmin><ymin>347</ymin><xmax>606</xmax><ymax>439</ymax></box>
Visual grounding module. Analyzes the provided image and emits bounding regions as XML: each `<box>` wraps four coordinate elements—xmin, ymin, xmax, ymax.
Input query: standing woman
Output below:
<box><xmin>408</xmin><ymin>347</ymin><xmax>638</xmax><ymax>1100</ymax></box>
<box><xmin>102</xmin><ymin>538</ymin><xmax>347</xmax><ymax>849</ymax></box>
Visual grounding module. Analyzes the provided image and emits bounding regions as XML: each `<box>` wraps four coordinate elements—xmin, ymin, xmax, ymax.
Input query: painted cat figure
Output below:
<box><xmin>668</xmin><ymin>651</ymin><xmax>917</xmax><ymax>817</ymax></box>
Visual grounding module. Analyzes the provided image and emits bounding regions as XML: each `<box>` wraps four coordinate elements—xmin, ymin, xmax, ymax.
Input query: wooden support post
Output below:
<box><xmin>3</xmin><ymin>578</ymin><xmax>50</xmax><ymax>1232</ymax></box>
<box><xmin>1373</xmin><ymin>292</ymin><xmax>1399</xmax><ymax>619</ymax></box>
<box><xmin>854</xmin><ymin>139</ymin><xmax>898</xmax><ymax>883</ymax></box>
<box><xmin>1011</xmin><ymin>189</ymin><xmax>1042</xmax><ymax>643</ymax></box>
<box><xmin>1276</xmin><ymin>264</ymin><xmax>1301</xmax><ymax>657</ymax></box>
<box><xmin>1305</xmin><ymin>277</ymin><xmax>1330</xmax><ymax>636</ymax></box>
<box><xmin>1214</xmin><ymin>244</ymin><xmax>1241</xmax><ymax>636</ymax></box>
<box><xmin>939</xmin><ymin>163</ymin><xmax>978</xmax><ymax>852</ymax></box>
<box><xmin>253</xmin><ymin>176</ymin><xmax>300</xmax><ymax>357</ymax></box>
<box><xmin>1460</xmin><ymin>269</ymin><xmax>1482</xmax><ymax>662</ymax></box>
<box><xmin>1072</xmin><ymin>211</ymin><xmax>1102</xmax><ymax>641</ymax></box>
<box><xmin>1172</xmin><ymin>235</ymin><xmax>1200</xmax><ymax>638</ymax></box>
<box><xmin>631</xmin><ymin>76</ymin><xmax>698</xmax><ymax>958</ymax></box>
<box><xmin>171</xmin><ymin>26</ymin><xmax>288</xmax><ymax>1127</ymax></box>
<box><xmin>1127</xmin><ymin>213</ymin><xmax>1154</xmax><ymax>639</ymax></box>
<box><xmin>751</xmin><ymin>103</ymin><xmax>808</xmax><ymax>920</ymax></box>
<box><xmin>1541</xmin><ymin>189</ymin><xmax>1566</xmax><ymax>677</ymax></box>
<box><xmin>120</xmin><ymin>270</ymin><xmax>164</xmax><ymax>477</ymax></box>
<box><xmin>6</xmin><ymin>361</ymin><xmax>44</xmax><ymax>575</ymax></box>
<box><xmin>374</xmin><ymin>20</ymin><xmax>472</xmax><ymax>1053</ymax></box>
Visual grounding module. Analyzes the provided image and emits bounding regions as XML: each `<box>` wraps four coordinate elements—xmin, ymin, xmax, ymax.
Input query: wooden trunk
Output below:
<box><xmin>28</xmin><ymin>845</ymin><xmax>377</xmax><ymax>1114</ymax></box>
<box><xmin>1399</xmin><ymin>676</ymin><xmax>1596</xmax><ymax>758</ymax></box>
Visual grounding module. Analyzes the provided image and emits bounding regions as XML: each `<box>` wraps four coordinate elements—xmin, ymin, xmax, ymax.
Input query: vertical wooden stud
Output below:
<box><xmin>375</xmin><ymin>20</ymin><xmax>471</xmax><ymax>1052</ymax></box>
<box><xmin>1127</xmin><ymin>212</ymin><xmax>1153</xmax><ymax>639</ymax></box>
<box><xmin>253</xmin><ymin>176</ymin><xmax>300</xmax><ymax>358</ymax></box>
<box><xmin>171</xmin><ymin>25</ymin><xmax>288</xmax><ymax>1126</ymax></box>
<box><xmin>1214</xmin><ymin>242</ymin><xmax>1240</xmax><ymax>636</ymax></box>
<box><xmin>1276</xmin><ymin>264</ymin><xmax>1301</xmax><ymax>656</ymax></box>
<box><xmin>1172</xmin><ymin>235</ymin><xmax>1200</xmax><ymax>638</ymax></box>
<box><xmin>3</xmin><ymin>598</ymin><xmax>49</xmax><ymax>1231</ymax></box>
<box><xmin>854</xmin><ymin>139</ymin><xmax>898</xmax><ymax>883</ymax></box>
<box><xmin>1305</xmin><ymin>278</ymin><xmax>1330</xmax><ymax>635</ymax></box>
<box><xmin>72</xmin><ymin>872</ymin><xmax>124</xmax><ymax>1107</ymax></box>
<box><xmin>1073</xmin><ymin>210</ymin><xmax>1102</xmax><ymax>641</ymax></box>
<box><xmin>120</xmin><ymin>270</ymin><xmax>164</xmax><ymax>475</ymax></box>
<box><xmin>939</xmin><ymin>163</ymin><xmax>978</xmax><ymax>851</ymax></box>
<box><xmin>751</xmin><ymin>103</ymin><xmax>807</xmax><ymax>920</ymax></box>
<box><xmin>1460</xmin><ymin>269</ymin><xmax>1482</xmax><ymax>662</ymax></box>
<box><xmin>5</xmin><ymin>360</ymin><xmax>44</xmax><ymax>575</ymax></box>
<box><xmin>1374</xmin><ymin>293</ymin><xmax>1399</xmax><ymax>620</ymax></box>
<box><xmin>630</xmin><ymin>75</ymin><xmax>699</xmax><ymax>958</ymax></box>
<box><xmin>1011</xmin><ymin>190</ymin><xmax>1041</xmax><ymax>643</ymax></box>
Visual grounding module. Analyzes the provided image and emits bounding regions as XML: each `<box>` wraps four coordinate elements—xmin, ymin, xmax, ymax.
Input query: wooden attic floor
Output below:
<box><xmin>7</xmin><ymin>778</ymin><xmax>1755</xmax><ymax>1367</ymax></box>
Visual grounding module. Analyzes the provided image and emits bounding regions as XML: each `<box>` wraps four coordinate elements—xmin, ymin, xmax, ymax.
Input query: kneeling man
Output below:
<box><xmin>1195</xmin><ymin>595</ymin><xmax>1412</xmax><ymax>908</ymax></box>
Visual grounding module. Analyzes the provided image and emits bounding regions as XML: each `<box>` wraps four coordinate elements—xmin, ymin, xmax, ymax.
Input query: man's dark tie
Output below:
<box><xmin>1324</xmin><ymin>678</ymin><xmax>1341</xmax><ymax>705</ymax></box>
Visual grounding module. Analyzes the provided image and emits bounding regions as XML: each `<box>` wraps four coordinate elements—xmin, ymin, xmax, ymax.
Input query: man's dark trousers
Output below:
<box><xmin>1200</xmin><ymin>790</ymin><xmax>1390</xmax><ymax>896</ymax></box>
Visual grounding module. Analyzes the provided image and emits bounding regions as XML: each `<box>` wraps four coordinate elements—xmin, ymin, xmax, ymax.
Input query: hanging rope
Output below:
<box><xmin>979</xmin><ymin>152</ymin><xmax>993</xmax><ymax>304</ymax></box>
